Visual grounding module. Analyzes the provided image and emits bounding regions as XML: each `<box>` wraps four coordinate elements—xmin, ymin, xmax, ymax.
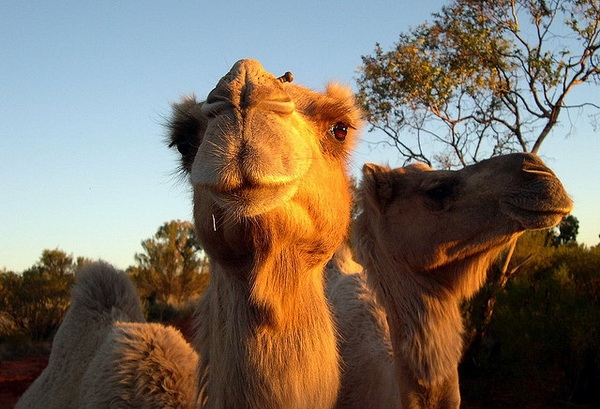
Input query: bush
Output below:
<box><xmin>475</xmin><ymin>241</ymin><xmax>600</xmax><ymax>405</ymax></box>
<box><xmin>0</xmin><ymin>250</ymin><xmax>79</xmax><ymax>341</ymax></box>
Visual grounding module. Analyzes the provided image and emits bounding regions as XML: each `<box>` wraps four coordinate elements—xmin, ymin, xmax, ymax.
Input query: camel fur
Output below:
<box><xmin>168</xmin><ymin>58</ymin><xmax>363</xmax><ymax>409</ymax></box>
<box><xmin>326</xmin><ymin>246</ymin><xmax>399</xmax><ymax>409</ymax></box>
<box><xmin>15</xmin><ymin>262</ymin><xmax>146</xmax><ymax>409</ymax></box>
<box><xmin>328</xmin><ymin>153</ymin><xmax>573</xmax><ymax>408</ymax></box>
<box><xmin>18</xmin><ymin>59</ymin><xmax>362</xmax><ymax>409</ymax></box>
<box><xmin>80</xmin><ymin>322</ymin><xmax>198</xmax><ymax>408</ymax></box>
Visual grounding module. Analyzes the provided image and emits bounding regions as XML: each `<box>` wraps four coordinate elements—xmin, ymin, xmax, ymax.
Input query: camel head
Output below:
<box><xmin>354</xmin><ymin>152</ymin><xmax>573</xmax><ymax>296</ymax></box>
<box><xmin>169</xmin><ymin>59</ymin><xmax>362</xmax><ymax>268</ymax></box>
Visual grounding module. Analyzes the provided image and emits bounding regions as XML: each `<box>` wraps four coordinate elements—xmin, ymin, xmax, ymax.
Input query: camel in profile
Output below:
<box><xmin>328</xmin><ymin>154</ymin><xmax>573</xmax><ymax>408</ymax></box>
<box><xmin>168</xmin><ymin>58</ymin><xmax>362</xmax><ymax>409</ymax></box>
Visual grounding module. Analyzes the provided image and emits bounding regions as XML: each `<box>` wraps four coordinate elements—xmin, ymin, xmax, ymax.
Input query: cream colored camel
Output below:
<box><xmin>168</xmin><ymin>58</ymin><xmax>363</xmax><ymax>408</ymax></box>
<box><xmin>80</xmin><ymin>322</ymin><xmax>199</xmax><ymax>408</ymax></box>
<box><xmin>328</xmin><ymin>153</ymin><xmax>573</xmax><ymax>408</ymax></box>
<box><xmin>16</xmin><ymin>262</ymin><xmax>199</xmax><ymax>409</ymax></box>
<box><xmin>15</xmin><ymin>262</ymin><xmax>146</xmax><ymax>408</ymax></box>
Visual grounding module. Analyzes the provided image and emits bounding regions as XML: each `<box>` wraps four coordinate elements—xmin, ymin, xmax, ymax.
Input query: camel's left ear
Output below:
<box><xmin>361</xmin><ymin>163</ymin><xmax>394</xmax><ymax>211</ymax></box>
<box><xmin>167</xmin><ymin>96</ymin><xmax>206</xmax><ymax>174</ymax></box>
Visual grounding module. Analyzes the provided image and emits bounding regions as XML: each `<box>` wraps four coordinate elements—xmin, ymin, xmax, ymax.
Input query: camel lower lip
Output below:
<box><xmin>208</xmin><ymin>183</ymin><xmax>298</xmax><ymax>217</ymax></box>
<box><xmin>502</xmin><ymin>202</ymin><xmax>568</xmax><ymax>230</ymax></box>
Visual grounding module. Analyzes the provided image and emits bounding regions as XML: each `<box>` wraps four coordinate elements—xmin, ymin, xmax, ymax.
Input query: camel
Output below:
<box><xmin>16</xmin><ymin>262</ymin><xmax>199</xmax><ymax>409</ymax></box>
<box><xmin>168</xmin><ymin>58</ymin><xmax>363</xmax><ymax>409</ymax></box>
<box><xmin>15</xmin><ymin>262</ymin><xmax>147</xmax><ymax>408</ymax></box>
<box><xmin>328</xmin><ymin>153</ymin><xmax>573</xmax><ymax>408</ymax></box>
<box><xmin>17</xmin><ymin>59</ymin><xmax>362</xmax><ymax>408</ymax></box>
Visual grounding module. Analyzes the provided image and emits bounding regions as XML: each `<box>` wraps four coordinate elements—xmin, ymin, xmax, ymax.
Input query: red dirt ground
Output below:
<box><xmin>0</xmin><ymin>355</ymin><xmax>568</xmax><ymax>409</ymax></box>
<box><xmin>0</xmin><ymin>354</ymin><xmax>48</xmax><ymax>408</ymax></box>
<box><xmin>2</xmin><ymin>335</ymin><xmax>589</xmax><ymax>409</ymax></box>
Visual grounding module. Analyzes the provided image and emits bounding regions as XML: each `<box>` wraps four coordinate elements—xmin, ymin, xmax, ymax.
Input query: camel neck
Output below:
<box><xmin>367</xmin><ymin>261</ymin><xmax>464</xmax><ymax>396</ymax></box>
<box><xmin>196</xmin><ymin>252</ymin><xmax>340</xmax><ymax>409</ymax></box>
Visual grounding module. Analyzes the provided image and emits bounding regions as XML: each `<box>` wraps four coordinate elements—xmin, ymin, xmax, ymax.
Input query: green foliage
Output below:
<box><xmin>0</xmin><ymin>249</ymin><xmax>81</xmax><ymax>341</ymax></box>
<box><xmin>128</xmin><ymin>220</ymin><xmax>209</xmax><ymax>307</ymax></box>
<box><xmin>0</xmin><ymin>221</ymin><xmax>211</xmax><ymax>344</ymax></box>
<box><xmin>549</xmin><ymin>214</ymin><xmax>580</xmax><ymax>247</ymax></box>
<box><xmin>357</xmin><ymin>0</ymin><xmax>600</xmax><ymax>167</ymax></box>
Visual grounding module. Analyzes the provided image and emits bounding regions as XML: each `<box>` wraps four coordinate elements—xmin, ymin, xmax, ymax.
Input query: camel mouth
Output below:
<box><xmin>206</xmin><ymin>182</ymin><xmax>299</xmax><ymax>218</ymax></box>
<box><xmin>499</xmin><ymin>167</ymin><xmax>574</xmax><ymax>230</ymax></box>
<box><xmin>500</xmin><ymin>201</ymin><xmax>572</xmax><ymax>230</ymax></box>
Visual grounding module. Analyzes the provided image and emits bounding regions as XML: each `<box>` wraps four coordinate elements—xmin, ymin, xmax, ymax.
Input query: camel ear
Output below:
<box><xmin>361</xmin><ymin>163</ymin><xmax>394</xmax><ymax>211</ymax></box>
<box><xmin>167</xmin><ymin>96</ymin><xmax>206</xmax><ymax>174</ymax></box>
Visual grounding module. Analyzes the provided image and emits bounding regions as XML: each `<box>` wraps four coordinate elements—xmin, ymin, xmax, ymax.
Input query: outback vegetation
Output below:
<box><xmin>127</xmin><ymin>220</ymin><xmax>209</xmax><ymax>321</ymax></box>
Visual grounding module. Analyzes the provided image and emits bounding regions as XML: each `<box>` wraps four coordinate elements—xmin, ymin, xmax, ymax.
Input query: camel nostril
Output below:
<box><xmin>257</xmin><ymin>100</ymin><xmax>295</xmax><ymax>114</ymax></box>
<box><xmin>522</xmin><ymin>168</ymin><xmax>554</xmax><ymax>178</ymax></box>
<box><xmin>522</xmin><ymin>161</ymin><xmax>555</xmax><ymax>178</ymax></box>
<box><xmin>519</xmin><ymin>154</ymin><xmax>556</xmax><ymax>178</ymax></box>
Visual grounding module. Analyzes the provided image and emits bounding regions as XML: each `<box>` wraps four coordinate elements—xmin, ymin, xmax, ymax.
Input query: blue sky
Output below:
<box><xmin>1</xmin><ymin>1</ymin><xmax>598</xmax><ymax>272</ymax></box>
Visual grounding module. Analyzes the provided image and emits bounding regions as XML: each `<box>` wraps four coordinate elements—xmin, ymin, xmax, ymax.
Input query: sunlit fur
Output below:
<box><xmin>329</xmin><ymin>153</ymin><xmax>572</xmax><ymax>409</ymax></box>
<box><xmin>326</xmin><ymin>246</ymin><xmax>399</xmax><ymax>409</ymax></box>
<box><xmin>15</xmin><ymin>262</ymin><xmax>146</xmax><ymax>409</ymax></box>
<box><xmin>169</xmin><ymin>59</ymin><xmax>363</xmax><ymax>409</ymax></box>
<box><xmin>16</xmin><ymin>60</ymin><xmax>363</xmax><ymax>409</ymax></box>
<box><xmin>81</xmin><ymin>323</ymin><xmax>199</xmax><ymax>408</ymax></box>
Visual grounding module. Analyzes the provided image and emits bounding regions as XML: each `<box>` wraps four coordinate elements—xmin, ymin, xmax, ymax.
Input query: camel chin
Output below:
<box><xmin>500</xmin><ymin>201</ymin><xmax>570</xmax><ymax>230</ymax></box>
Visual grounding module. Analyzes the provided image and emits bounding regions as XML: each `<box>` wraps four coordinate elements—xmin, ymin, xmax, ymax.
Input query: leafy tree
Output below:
<box><xmin>128</xmin><ymin>220</ymin><xmax>209</xmax><ymax>307</ymax></box>
<box><xmin>550</xmin><ymin>214</ymin><xmax>580</xmax><ymax>246</ymax></box>
<box><xmin>357</xmin><ymin>0</ymin><xmax>600</xmax><ymax>168</ymax></box>
<box><xmin>0</xmin><ymin>249</ymin><xmax>82</xmax><ymax>340</ymax></box>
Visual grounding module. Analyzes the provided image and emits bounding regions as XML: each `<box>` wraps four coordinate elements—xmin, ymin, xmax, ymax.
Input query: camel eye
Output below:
<box><xmin>330</xmin><ymin>122</ymin><xmax>348</xmax><ymax>141</ymax></box>
<box><xmin>425</xmin><ymin>183</ymin><xmax>454</xmax><ymax>202</ymax></box>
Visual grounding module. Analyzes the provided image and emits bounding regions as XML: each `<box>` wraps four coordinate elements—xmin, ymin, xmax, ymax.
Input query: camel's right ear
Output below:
<box><xmin>361</xmin><ymin>163</ymin><xmax>394</xmax><ymax>211</ymax></box>
<box><xmin>167</xmin><ymin>96</ymin><xmax>207</xmax><ymax>174</ymax></box>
